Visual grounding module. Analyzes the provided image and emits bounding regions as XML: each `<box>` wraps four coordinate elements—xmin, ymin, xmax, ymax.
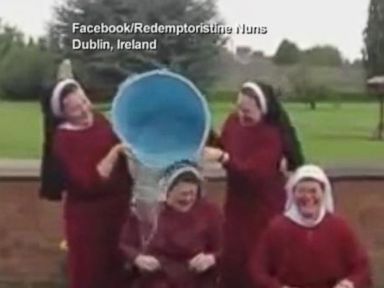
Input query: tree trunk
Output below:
<box><xmin>309</xmin><ymin>100</ymin><xmax>316</xmax><ymax>110</ymax></box>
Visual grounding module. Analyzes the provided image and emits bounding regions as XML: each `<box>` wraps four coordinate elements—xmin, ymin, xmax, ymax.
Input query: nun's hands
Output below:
<box><xmin>134</xmin><ymin>254</ymin><xmax>161</xmax><ymax>272</ymax></box>
<box><xmin>280</xmin><ymin>157</ymin><xmax>288</xmax><ymax>173</ymax></box>
<box><xmin>97</xmin><ymin>144</ymin><xmax>126</xmax><ymax>179</ymax></box>
<box><xmin>280</xmin><ymin>157</ymin><xmax>293</xmax><ymax>178</ymax></box>
<box><xmin>115</xmin><ymin>143</ymin><xmax>134</xmax><ymax>159</ymax></box>
<box><xmin>203</xmin><ymin>147</ymin><xmax>229</xmax><ymax>164</ymax></box>
<box><xmin>189</xmin><ymin>253</ymin><xmax>216</xmax><ymax>273</ymax></box>
<box><xmin>203</xmin><ymin>147</ymin><xmax>220</xmax><ymax>161</ymax></box>
<box><xmin>334</xmin><ymin>279</ymin><xmax>354</xmax><ymax>288</ymax></box>
<box><xmin>97</xmin><ymin>157</ymin><xmax>115</xmax><ymax>179</ymax></box>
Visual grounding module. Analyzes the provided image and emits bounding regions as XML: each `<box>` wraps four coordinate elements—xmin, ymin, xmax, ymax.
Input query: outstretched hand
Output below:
<box><xmin>189</xmin><ymin>253</ymin><xmax>216</xmax><ymax>273</ymax></box>
<box><xmin>97</xmin><ymin>143</ymin><xmax>130</xmax><ymax>179</ymax></box>
<box><xmin>114</xmin><ymin>143</ymin><xmax>134</xmax><ymax>158</ymax></box>
<box><xmin>203</xmin><ymin>147</ymin><xmax>229</xmax><ymax>164</ymax></box>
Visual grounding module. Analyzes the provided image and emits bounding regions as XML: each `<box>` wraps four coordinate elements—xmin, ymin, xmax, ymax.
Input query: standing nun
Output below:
<box><xmin>205</xmin><ymin>81</ymin><xmax>288</xmax><ymax>287</ymax></box>
<box><xmin>250</xmin><ymin>165</ymin><xmax>372</xmax><ymax>288</ymax></box>
<box><xmin>39</xmin><ymin>78</ymin><xmax>133</xmax><ymax>288</ymax></box>
<box><xmin>119</xmin><ymin>161</ymin><xmax>223</xmax><ymax>288</ymax></box>
<box><xmin>206</xmin><ymin>81</ymin><xmax>304</xmax><ymax>174</ymax></box>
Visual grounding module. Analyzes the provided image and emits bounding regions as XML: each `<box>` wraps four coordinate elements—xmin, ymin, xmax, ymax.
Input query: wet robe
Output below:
<box><xmin>250</xmin><ymin>214</ymin><xmax>372</xmax><ymax>288</ymax></box>
<box><xmin>219</xmin><ymin>113</ymin><xmax>286</xmax><ymax>288</ymax></box>
<box><xmin>52</xmin><ymin>113</ymin><xmax>133</xmax><ymax>288</ymax></box>
<box><xmin>119</xmin><ymin>200</ymin><xmax>223</xmax><ymax>288</ymax></box>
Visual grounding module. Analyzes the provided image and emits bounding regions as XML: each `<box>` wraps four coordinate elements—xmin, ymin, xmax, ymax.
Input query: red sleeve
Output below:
<box><xmin>226</xmin><ymin>129</ymin><xmax>282</xmax><ymax>182</ymax></box>
<box><xmin>249</xmin><ymin>221</ymin><xmax>282</xmax><ymax>288</ymax></box>
<box><xmin>338</xmin><ymin>219</ymin><xmax>372</xmax><ymax>288</ymax></box>
<box><xmin>119</xmin><ymin>215</ymin><xmax>141</xmax><ymax>263</ymax></box>
<box><xmin>53</xmin><ymin>134</ymin><xmax>104</xmax><ymax>192</ymax></box>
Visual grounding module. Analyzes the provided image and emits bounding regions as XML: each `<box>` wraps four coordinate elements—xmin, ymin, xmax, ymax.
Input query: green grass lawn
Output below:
<box><xmin>1</xmin><ymin>100</ymin><xmax>384</xmax><ymax>166</ymax></box>
<box><xmin>0</xmin><ymin>101</ymin><xmax>43</xmax><ymax>159</ymax></box>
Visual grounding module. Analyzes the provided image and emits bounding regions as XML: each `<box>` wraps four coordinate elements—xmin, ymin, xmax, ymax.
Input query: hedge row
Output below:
<box><xmin>207</xmin><ymin>90</ymin><xmax>378</xmax><ymax>103</ymax></box>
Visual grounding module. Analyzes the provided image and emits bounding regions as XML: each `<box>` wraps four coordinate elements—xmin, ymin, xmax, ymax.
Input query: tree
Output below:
<box><xmin>235</xmin><ymin>45</ymin><xmax>253</xmax><ymax>64</ymax></box>
<box><xmin>364</xmin><ymin>0</ymin><xmax>384</xmax><ymax>139</ymax></box>
<box><xmin>0</xmin><ymin>45</ymin><xmax>56</xmax><ymax>100</ymax></box>
<box><xmin>352</xmin><ymin>58</ymin><xmax>363</xmax><ymax>68</ymax></box>
<box><xmin>302</xmin><ymin>45</ymin><xmax>343</xmax><ymax>66</ymax></box>
<box><xmin>0</xmin><ymin>20</ymin><xmax>24</xmax><ymax>59</ymax></box>
<box><xmin>363</xmin><ymin>0</ymin><xmax>384</xmax><ymax>77</ymax></box>
<box><xmin>288</xmin><ymin>64</ymin><xmax>327</xmax><ymax>110</ymax></box>
<box><xmin>0</xmin><ymin>20</ymin><xmax>56</xmax><ymax>100</ymax></box>
<box><xmin>273</xmin><ymin>39</ymin><xmax>300</xmax><ymax>65</ymax></box>
<box><xmin>48</xmin><ymin>0</ymin><xmax>225</xmax><ymax>99</ymax></box>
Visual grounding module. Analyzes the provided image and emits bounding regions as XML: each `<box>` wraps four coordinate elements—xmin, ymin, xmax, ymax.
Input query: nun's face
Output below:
<box><xmin>62</xmin><ymin>89</ymin><xmax>92</xmax><ymax>123</ymax></box>
<box><xmin>293</xmin><ymin>180</ymin><xmax>324</xmax><ymax>219</ymax></box>
<box><xmin>236</xmin><ymin>93</ymin><xmax>263</xmax><ymax>126</ymax></box>
<box><xmin>167</xmin><ymin>181</ymin><xmax>198</xmax><ymax>213</ymax></box>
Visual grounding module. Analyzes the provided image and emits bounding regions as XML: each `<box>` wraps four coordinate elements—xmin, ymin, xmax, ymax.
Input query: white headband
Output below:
<box><xmin>242</xmin><ymin>82</ymin><xmax>268</xmax><ymax>114</ymax></box>
<box><xmin>284</xmin><ymin>164</ymin><xmax>334</xmax><ymax>227</ymax></box>
<box><xmin>158</xmin><ymin>165</ymin><xmax>203</xmax><ymax>201</ymax></box>
<box><xmin>51</xmin><ymin>79</ymin><xmax>81</xmax><ymax>118</ymax></box>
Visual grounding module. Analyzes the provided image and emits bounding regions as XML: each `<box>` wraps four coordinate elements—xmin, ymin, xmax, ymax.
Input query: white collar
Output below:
<box><xmin>58</xmin><ymin>121</ymin><xmax>92</xmax><ymax>131</ymax></box>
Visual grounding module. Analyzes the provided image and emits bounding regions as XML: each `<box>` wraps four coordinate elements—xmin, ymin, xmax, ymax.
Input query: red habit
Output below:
<box><xmin>250</xmin><ymin>214</ymin><xmax>372</xmax><ymax>288</ymax></box>
<box><xmin>219</xmin><ymin>113</ymin><xmax>286</xmax><ymax>288</ymax></box>
<box><xmin>53</xmin><ymin>113</ymin><xmax>132</xmax><ymax>288</ymax></box>
<box><xmin>120</xmin><ymin>200</ymin><xmax>223</xmax><ymax>288</ymax></box>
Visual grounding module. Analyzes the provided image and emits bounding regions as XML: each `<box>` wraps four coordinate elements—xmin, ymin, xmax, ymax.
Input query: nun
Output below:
<box><xmin>206</xmin><ymin>81</ymin><xmax>304</xmax><ymax>174</ymax></box>
<box><xmin>119</xmin><ymin>162</ymin><xmax>223</xmax><ymax>288</ymax></box>
<box><xmin>205</xmin><ymin>81</ymin><xmax>288</xmax><ymax>287</ymax></box>
<box><xmin>39</xmin><ymin>79</ymin><xmax>133</xmax><ymax>288</ymax></box>
<box><xmin>249</xmin><ymin>165</ymin><xmax>372</xmax><ymax>288</ymax></box>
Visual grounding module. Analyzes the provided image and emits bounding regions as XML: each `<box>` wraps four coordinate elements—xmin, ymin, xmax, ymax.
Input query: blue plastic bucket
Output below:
<box><xmin>111</xmin><ymin>70</ymin><xmax>211</xmax><ymax>168</ymax></box>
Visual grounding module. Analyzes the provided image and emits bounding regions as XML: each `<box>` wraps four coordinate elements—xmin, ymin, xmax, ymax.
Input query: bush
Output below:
<box><xmin>0</xmin><ymin>45</ymin><xmax>56</xmax><ymax>100</ymax></box>
<box><xmin>208</xmin><ymin>89</ymin><xmax>375</xmax><ymax>104</ymax></box>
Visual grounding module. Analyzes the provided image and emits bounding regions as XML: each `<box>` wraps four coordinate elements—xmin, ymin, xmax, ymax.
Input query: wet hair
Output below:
<box><xmin>240</xmin><ymin>86</ymin><xmax>263</xmax><ymax>110</ymax></box>
<box><xmin>168</xmin><ymin>171</ymin><xmax>201</xmax><ymax>193</ymax></box>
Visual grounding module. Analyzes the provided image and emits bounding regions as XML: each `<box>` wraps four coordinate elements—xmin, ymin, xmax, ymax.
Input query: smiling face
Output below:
<box><xmin>293</xmin><ymin>179</ymin><xmax>325</xmax><ymax>220</ymax></box>
<box><xmin>236</xmin><ymin>90</ymin><xmax>263</xmax><ymax>126</ymax></box>
<box><xmin>166</xmin><ymin>181</ymin><xmax>199</xmax><ymax>212</ymax></box>
<box><xmin>61</xmin><ymin>87</ymin><xmax>92</xmax><ymax>125</ymax></box>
